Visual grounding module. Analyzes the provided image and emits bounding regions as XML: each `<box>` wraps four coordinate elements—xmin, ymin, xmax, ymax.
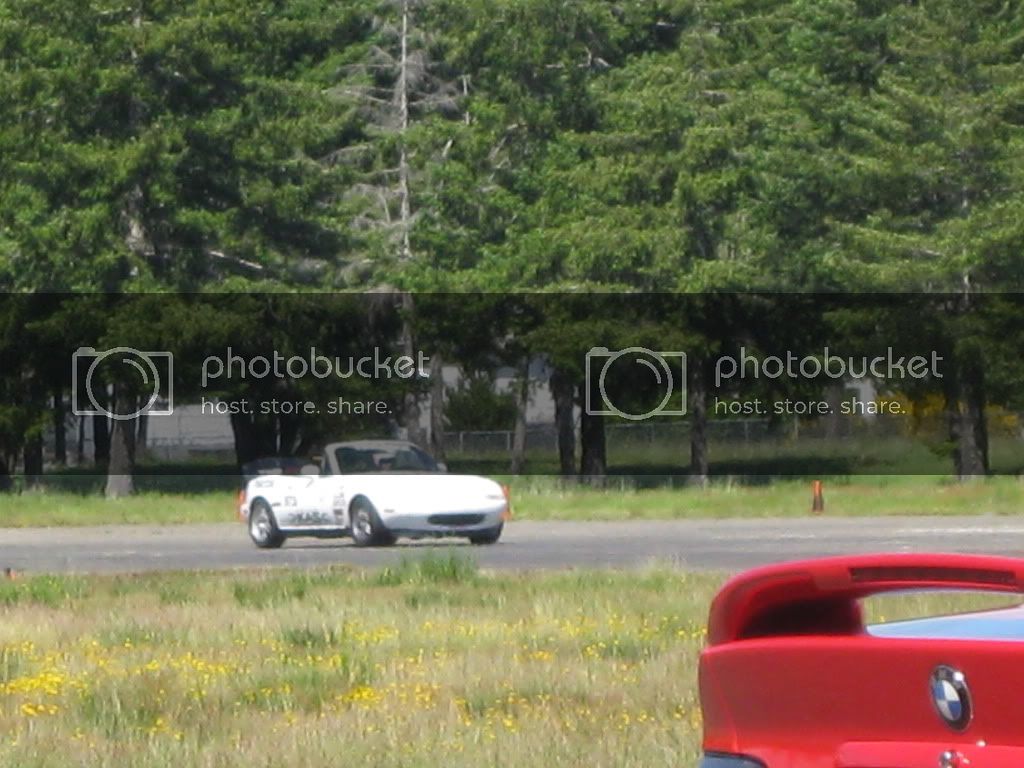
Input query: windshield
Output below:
<box><xmin>333</xmin><ymin>445</ymin><xmax>440</xmax><ymax>474</ymax></box>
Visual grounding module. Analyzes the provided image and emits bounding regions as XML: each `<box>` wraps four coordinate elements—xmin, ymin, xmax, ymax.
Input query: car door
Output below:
<box><xmin>292</xmin><ymin>474</ymin><xmax>339</xmax><ymax>527</ymax></box>
<box><xmin>309</xmin><ymin>456</ymin><xmax>347</xmax><ymax>528</ymax></box>
<box><xmin>326</xmin><ymin>479</ymin><xmax>349</xmax><ymax>528</ymax></box>
<box><xmin>265</xmin><ymin>474</ymin><xmax>322</xmax><ymax>528</ymax></box>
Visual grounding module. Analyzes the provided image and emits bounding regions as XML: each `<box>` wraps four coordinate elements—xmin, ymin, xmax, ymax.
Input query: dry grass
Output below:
<box><xmin>5</xmin><ymin>475</ymin><xmax>1024</xmax><ymax>528</ymax></box>
<box><xmin>0</xmin><ymin>558</ymin><xmax>715</xmax><ymax>768</ymax></box>
<box><xmin>2</xmin><ymin>558</ymin><xmax>1014</xmax><ymax>767</ymax></box>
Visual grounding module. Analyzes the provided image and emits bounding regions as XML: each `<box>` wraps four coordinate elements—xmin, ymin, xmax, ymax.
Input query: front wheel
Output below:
<box><xmin>248</xmin><ymin>499</ymin><xmax>286</xmax><ymax>549</ymax></box>
<box><xmin>350</xmin><ymin>499</ymin><xmax>396</xmax><ymax>547</ymax></box>
<box><xmin>468</xmin><ymin>523</ymin><xmax>503</xmax><ymax>545</ymax></box>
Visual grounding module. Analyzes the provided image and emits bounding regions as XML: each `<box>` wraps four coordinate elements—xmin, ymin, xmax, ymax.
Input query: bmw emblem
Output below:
<box><xmin>930</xmin><ymin>665</ymin><xmax>972</xmax><ymax>731</ymax></box>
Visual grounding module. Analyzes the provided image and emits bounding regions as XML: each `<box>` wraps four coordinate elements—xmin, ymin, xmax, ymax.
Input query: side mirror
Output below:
<box><xmin>436</xmin><ymin>461</ymin><xmax>448</xmax><ymax>472</ymax></box>
<box><xmin>300</xmin><ymin>464</ymin><xmax>320</xmax><ymax>476</ymax></box>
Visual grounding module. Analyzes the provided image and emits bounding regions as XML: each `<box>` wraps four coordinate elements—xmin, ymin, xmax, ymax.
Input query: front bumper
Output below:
<box><xmin>380</xmin><ymin>506</ymin><xmax>505</xmax><ymax>536</ymax></box>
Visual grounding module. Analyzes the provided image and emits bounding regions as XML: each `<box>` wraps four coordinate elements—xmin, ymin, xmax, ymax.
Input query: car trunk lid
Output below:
<box><xmin>700</xmin><ymin>554</ymin><xmax>1024</xmax><ymax>768</ymax></box>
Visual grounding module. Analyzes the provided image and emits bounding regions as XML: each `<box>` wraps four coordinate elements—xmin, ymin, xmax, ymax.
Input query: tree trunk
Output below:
<box><xmin>947</xmin><ymin>359</ymin><xmax>988</xmax><ymax>480</ymax></box>
<box><xmin>93</xmin><ymin>413</ymin><xmax>110</xmax><ymax>467</ymax></box>
<box><xmin>550</xmin><ymin>369</ymin><xmax>576</xmax><ymax>476</ymax></box>
<box><xmin>397</xmin><ymin>0</ymin><xmax>412</xmax><ymax>261</ymax></box>
<box><xmin>77</xmin><ymin>415</ymin><xmax>85</xmax><ymax>466</ymax></box>
<box><xmin>105</xmin><ymin>386</ymin><xmax>136</xmax><ymax>498</ymax></box>
<box><xmin>579</xmin><ymin>380</ymin><xmax>606</xmax><ymax>485</ymax></box>
<box><xmin>53</xmin><ymin>390</ymin><xmax>66</xmax><ymax>465</ymax></box>
<box><xmin>823</xmin><ymin>383</ymin><xmax>844</xmax><ymax>440</ymax></box>
<box><xmin>230</xmin><ymin>411</ymin><xmax>279</xmax><ymax>468</ymax></box>
<box><xmin>230</xmin><ymin>413</ymin><xmax>256</xmax><ymax>468</ymax></box>
<box><xmin>398</xmin><ymin>293</ymin><xmax>426</xmax><ymax>447</ymax></box>
<box><xmin>122</xmin><ymin>3</ymin><xmax>159</xmax><ymax>273</ymax></box>
<box><xmin>429</xmin><ymin>355</ymin><xmax>446</xmax><ymax>461</ymax></box>
<box><xmin>959</xmin><ymin>368</ymin><xmax>988</xmax><ymax>478</ymax></box>
<box><xmin>135</xmin><ymin>412</ymin><xmax>148</xmax><ymax>462</ymax></box>
<box><xmin>509</xmin><ymin>358</ymin><xmax>529</xmax><ymax>473</ymax></box>
<box><xmin>23</xmin><ymin>436</ymin><xmax>43</xmax><ymax>489</ymax></box>
<box><xmin>278</xmin><ymin>411</ymin><xmax>300</xmax><ymax>456</ymax></box>
<box><xmin>688</xmin><ymin>356</ymin><xmax>709</xmax><ymax>487</ymax></box>
<box><xmin>401</xmin><ymin>388</ymin><xmax>425</xmax><ymax>446</ymax></box>
<box><xmin>946</xmin><ymin>279</ymin><xmax>988</xmax><ymax>481</ymax></box>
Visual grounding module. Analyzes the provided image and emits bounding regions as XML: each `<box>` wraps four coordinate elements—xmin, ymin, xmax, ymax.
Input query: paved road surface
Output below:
<box><xmin>4</xmin><ymin>516</ymin><xmax>1024</xmax><ymax>574</ymax></box>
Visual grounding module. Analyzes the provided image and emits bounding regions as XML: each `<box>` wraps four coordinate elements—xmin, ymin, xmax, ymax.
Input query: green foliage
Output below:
<box><xmin>0</xmin><ymin>574</ymin><xmax>88</xmax><ymax>608</ymax></box>
<box><xmin>443</xmin><ymin>373</ymin><xmax>517</xmax><ymax>431</ymax></box>
<box><xmin>2</xmin><ymin>0</ymin><xmax>1022</xmax><ymax>292</ymax></box>
<box><xmin>376</xmin><ymin>552</ymin><xmax>480</xmax><ymax>586</ymax></box>
<box><xmin>0</xmin><ymin>0</ymin><xmax>365</xmax><ymax>290</ymax></box>
<box><xmin>2</xmin><ymin>0</ymin><xmax>1024</xmax><ymax>483</ymax></box>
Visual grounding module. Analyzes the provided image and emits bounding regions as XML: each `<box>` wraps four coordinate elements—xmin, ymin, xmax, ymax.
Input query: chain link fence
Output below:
<box><xmin>442</xmin><ymin>414</ymin><xmax>953</xmax><ymax>458</ymax></box>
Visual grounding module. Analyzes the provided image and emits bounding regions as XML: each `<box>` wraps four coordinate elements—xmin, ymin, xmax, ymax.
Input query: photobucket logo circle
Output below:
<box><xmin>71</xmin><ymin>346</ymin><xmax>175</xmax><ymax>420</ymax></box>
<box><xmin>584</xmin><ymin>346</ymin><xmax>688</xmax><ymax>421</ymax></box>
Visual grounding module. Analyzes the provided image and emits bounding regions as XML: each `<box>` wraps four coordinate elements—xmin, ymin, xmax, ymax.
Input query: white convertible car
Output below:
<box><xmin>239</xmin><ymin>440</ymin><xmax>509</xmax><ymax>549</ymax></box>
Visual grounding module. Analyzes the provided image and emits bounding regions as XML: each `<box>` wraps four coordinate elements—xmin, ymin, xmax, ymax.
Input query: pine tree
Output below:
<box><xmin>838</xmin><ymin>0</ymin><xmax>1024</xmax><ymax>476</ymax></box>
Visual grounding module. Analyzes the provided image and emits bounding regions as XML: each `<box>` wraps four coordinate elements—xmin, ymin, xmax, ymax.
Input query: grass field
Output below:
<box><xmin>0</xmin><ymin>474</ymin><xmax>1022</xmax><ymax>528</ymax></box>
<box><xmin>0</xmin><ymin>557</ymin><xmax>1014</xmax><ymax>768</ymax></box>
<box><xmin>507</xmin><ymin>474</ymin><xmax>1024</xmax><ymax>520</ymax></box>
<box><xmin>0</xmin><ymin>558</ymin><xmax>711</xmax><ymax>767</ymax></box>
<box><xmin>450</xmin><ymin>433</ymin><xmax>1024</xmax><ymax>477</ymax></box>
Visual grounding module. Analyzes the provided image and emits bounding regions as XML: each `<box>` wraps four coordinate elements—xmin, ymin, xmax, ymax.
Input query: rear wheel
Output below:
<box><xmin>248</xmin><ymin>499</ymin><xmax>286</xmax><ymax>549</ymax></box>
<box><xmin>468</xmin><ymin>523</ymin><xmax>503</xmax><ymax>545</ymax></box>
<box><xmin>350</xmin><ymin>499</ymin><xmax>396</xmax><ymax>547</ymax></box>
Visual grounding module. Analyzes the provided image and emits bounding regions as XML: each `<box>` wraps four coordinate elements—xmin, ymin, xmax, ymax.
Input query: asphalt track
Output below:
<box><xmin>5</xmin><ymin>516</ymin><xmax>1024</xmax><ymax>574</ymax></box>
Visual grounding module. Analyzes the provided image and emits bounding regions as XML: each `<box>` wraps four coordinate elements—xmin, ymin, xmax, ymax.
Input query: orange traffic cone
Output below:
<box><xmin>812</xmin><ymin>481</ymin><xmax>824</xmax><ymax>514</ymax></box>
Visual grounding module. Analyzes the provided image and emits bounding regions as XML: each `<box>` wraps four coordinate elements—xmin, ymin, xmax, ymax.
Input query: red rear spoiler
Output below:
<box><xmin>707</xmin><ymin>553</ymin><xmax>1024</xmax><ymax>646</ymax></box>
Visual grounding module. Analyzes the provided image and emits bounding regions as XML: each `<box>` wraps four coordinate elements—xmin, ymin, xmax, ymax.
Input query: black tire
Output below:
<box><xmin>468</xmin><ymin>523</ymin><xmax>503</xmax><ymax>545</ymax></box>
<box><xmin>349</xmin><ymin>498</ymin><xmax>396</xmax><ymax>548</ymax></box>
<box><xmin>248</xmin><ymin>499</ymin><xmax>286</xmax><ymax>549</ymax></box>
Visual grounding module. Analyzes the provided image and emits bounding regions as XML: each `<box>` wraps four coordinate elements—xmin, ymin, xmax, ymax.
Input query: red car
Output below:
<box><xmin>699</xmin><ymin>553</ymin><xmax>1024</xmax><ymax>768</ymax></box>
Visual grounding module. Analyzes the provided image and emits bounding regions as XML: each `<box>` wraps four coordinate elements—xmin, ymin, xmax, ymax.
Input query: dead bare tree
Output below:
<box><xmin>326</xmin><ymin>0</ymin><xmax>465</xmax><ymax>445</ymax></box>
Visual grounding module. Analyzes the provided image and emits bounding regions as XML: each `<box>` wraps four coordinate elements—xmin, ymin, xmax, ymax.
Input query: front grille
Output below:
<box><xmin>426</xmin><ymin>513</ymin><xmax>485</xmax><ymax>527</ymax></box>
